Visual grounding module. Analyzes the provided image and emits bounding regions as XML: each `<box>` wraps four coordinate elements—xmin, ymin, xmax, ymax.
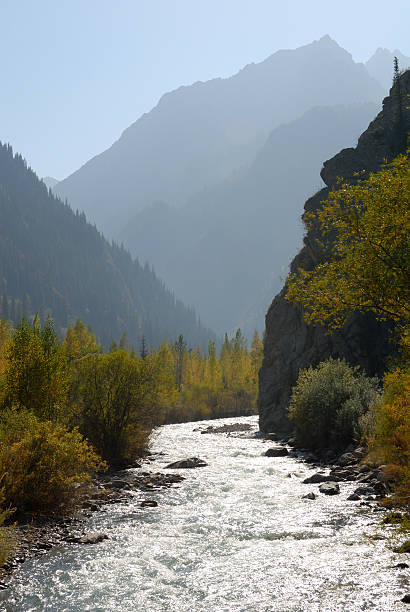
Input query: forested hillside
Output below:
<box><xmin>0</xmin><ymin>143</ymin><xmax>213</xmax><ymax>349</ymax></box>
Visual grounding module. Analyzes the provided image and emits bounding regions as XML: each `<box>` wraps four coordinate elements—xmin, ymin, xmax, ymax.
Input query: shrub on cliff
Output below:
<box><xmin>286</xmin><ymin>152</ymin><xmax>410</xmax><ymax>330</ymax></box>
<box><xmin>289</xmin><ymin>358</ymin><xmax>378</xmax><ymax>451</ymax></box>
<box><xmin>0</xmin><ymin>409</ymin><xmax>105</xmax><ymax>513</ymax></box>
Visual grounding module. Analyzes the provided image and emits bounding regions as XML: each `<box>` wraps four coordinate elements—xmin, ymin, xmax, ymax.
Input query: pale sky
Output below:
<box><xmin>1</xmin><ymin>0</ymin><xmax>409</xmax><ymax>179</ymax></box>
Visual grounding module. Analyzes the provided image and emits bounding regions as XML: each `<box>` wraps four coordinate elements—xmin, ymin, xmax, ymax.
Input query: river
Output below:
<box><xmin>2</xmin><ymin>416</ymin><xmax>408</xmax><ymax>611</ymax></box>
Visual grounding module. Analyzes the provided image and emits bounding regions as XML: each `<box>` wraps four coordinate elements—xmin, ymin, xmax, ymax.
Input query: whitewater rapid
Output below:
<box><xmin>2</xmin><ymin>416</ymin><xmax>408</xmax><ymax>611</ymax></box>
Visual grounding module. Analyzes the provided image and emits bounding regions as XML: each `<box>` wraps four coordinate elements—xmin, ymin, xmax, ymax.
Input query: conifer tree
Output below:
<box><xmin>140</xmin><ymin>335</ymin><xmax>148</xmax><ymax>360</ymax></box>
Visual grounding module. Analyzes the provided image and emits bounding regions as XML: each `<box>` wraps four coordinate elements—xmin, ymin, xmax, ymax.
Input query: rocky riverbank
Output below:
<box><xmin>0</xmin><ymin>453</ymin><xmax>185</xmax><ymax>587</ymax></box>
<box><xmin>261</xmin><ymin>434</ymin><xmax>394</xmax><ymax>503</ymax></box>
<box><xmin>2</xmin><ymin>416</ymin><xmax>409</xmax><ymax>609</ymax></box>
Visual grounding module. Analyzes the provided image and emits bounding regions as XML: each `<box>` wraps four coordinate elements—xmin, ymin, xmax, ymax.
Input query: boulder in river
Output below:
<box><xmin>319</xmin><ymin>482</ymin><xmax>340</xmax><ymax>495</ymax></box>
<box><xmin>347</xmin><ymin>493</ymin><xmax>361</xmax><ymax>501</ymax></box>
<box><xmin>302</xmin><ymin>492</ymin><xmax>316</xmax><ymax>500</ymax></box>
<box><xmin>264</xmin><ymin>447</ymin><xmax>289</xmax><ymax>457</ymax></box>
<box><xmin>401</xmin><ymin>594</ymin><xmax>410</xmax><ymax>603</ymax></box>
<box><xmin>140</xmin><ymin>500</ymin><xmax>158</xmax><ymax>508</ymax></box>
<box><xmin>165</xmin><ymin>457</ymin><xmax>207</xmax><ymax>469</ymax></box>
<box><xmin>77</xmin><ymin>532</ymin><xmax>108</xmax><ymax>545</ymax></box>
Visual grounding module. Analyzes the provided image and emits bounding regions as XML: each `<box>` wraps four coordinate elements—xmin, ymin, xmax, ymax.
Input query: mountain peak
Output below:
<box><xmin>366</xmin><ymin>47</ymin><xmax>410</xmax><ymax>90</ymax></box>
<box><xmin>318</xmin><ymin>34</ymin><xmax>337</xmax><ymax>45</ymax></box>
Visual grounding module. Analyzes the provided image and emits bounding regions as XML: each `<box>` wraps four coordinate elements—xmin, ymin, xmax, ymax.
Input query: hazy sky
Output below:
<box><xmin>1</xmin><ymin>0</ymin><xmax>409</xmax><ymax>179</ymax></box>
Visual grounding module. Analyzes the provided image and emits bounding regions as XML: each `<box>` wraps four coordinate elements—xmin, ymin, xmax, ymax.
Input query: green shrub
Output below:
<box><xmin>72</xmin><ymin>350</ymin><xmax>154</xmax><ymax>465</ymax></box>
<box><xmin>369</xmin><ymin>366</ymin><xmax>410</xmax><ymax>511</ymax></box>
<box><xmin>289</xmin><ymin>358</ymin><xmax>378</xmax><ymax>451</ymax></box>
<box><xmin>0</xmin><ymin>409</ymin><xmax>105</xmax><ymax>513</ymax></box>
<box><xmin>0</xmin><ymin>485</ymin><xmax>14</xmax><ymax>568</ymax></box>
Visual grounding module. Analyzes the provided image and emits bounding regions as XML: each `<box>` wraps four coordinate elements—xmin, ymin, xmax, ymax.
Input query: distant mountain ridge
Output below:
<box><xmin>54</xmin><ymin>36</ymin><xmax>384</xmax><ymax>237</ymax></box>
<box><xmin>0</xmin><ymin>143</ymin><xmax>214</xmax><ymax>349</ymax></box>
<box><xmin>119</xmin><ymin>102</ymin><xmax>378</xmax><ymax>333</ymax></box>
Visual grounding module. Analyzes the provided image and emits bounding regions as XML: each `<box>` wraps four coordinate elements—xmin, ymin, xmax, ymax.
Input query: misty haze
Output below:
<box><xmin>0</xmin><ymin>2</ymin><xmax>409</xmax><ymax>610</ymax></box>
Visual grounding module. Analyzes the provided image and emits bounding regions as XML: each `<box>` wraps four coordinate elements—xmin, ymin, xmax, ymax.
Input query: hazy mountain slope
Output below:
<box><xmin>366</xmin><ymin>48</ymin><xmax>410</xmax><ymax>91</ymax></box>
<box><xmin>120</xmin><ymin>103</ymin><xmax>378</xmax><ymax>334</ymax></box>
<box><xmin>55</xmin><ymin>36</ymin><xmax>383</xmax><ymax>237</ymax></box>
<box><xmin>0</xmin><ymin>143</ymin><xmax>214</xmax><ymax>349</ymax></box>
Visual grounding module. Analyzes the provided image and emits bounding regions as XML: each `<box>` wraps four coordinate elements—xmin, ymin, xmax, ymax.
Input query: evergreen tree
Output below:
<box><xmin>173</xmin><ymin>334</ymin><xmax>187</xmax><ymax>391</ymax></box>
<box><xmin>140</xmin><ymin>335</ymin><xmax>148</xmax><ymax>360</ymax></box>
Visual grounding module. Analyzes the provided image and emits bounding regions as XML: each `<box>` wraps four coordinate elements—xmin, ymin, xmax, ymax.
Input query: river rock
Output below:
<box><xmin>165</xmin><ymin>457</ymin><xmax>207</xmax><ymax>469</ymax></box>
<box><xmin>108</xmin><ymin>479</ymin><xmax>130</xmax><ymax>489</ymax></box>
<box><xmin>329</xmin><ymin>468</ymin><xmax>357</xmax><ymax>481</ymax></box>
<box><xmin>140</xmin><ymin>500</ymin><xmax>158</xmax><ymax>508</ymax></box>
<box><xmin>401</xmin><ymin>594</ymin><xmax>410</xmax><ymax>603</ymax></box>
<box><xmin>347</xmin><ymin>493</ymin><xmax>361</xmax><ymax>501</ymax></box>
<box><xmin>395</xmin><ymin>563</ymin><xmax>409</xmax><ymax>569</ymax></box>
<box><xmin>303</xmin><ymin>472</ymin><xmax>334</xmax><ymax>484</ymax></box>
<box><xmin>358</xmin><ymin>464</ymin><xmax>372</xmax><ymax>473</ymax></box>
<box><xmin>319</xmin><ymin>482</ymin><xmax>340</xmax><ymax>495</ymax></box>
<box><xmin>264</xmin><ymin>447</ymin><xmax>289</xmax><ymax>457</ymax></box>
<box><xmin>354</xmin><ymin>486</ymin><xmax>376</xmax><ymax>496</ymax></box>
<box><xmin>302</xmin><ymin>492</ymin><xmax>316</xmax><ymax>500</ymax></box>
<box><xmin>77</xmin><ymin>532</ymin><xmax>108</xmax><ymax>545</ymax></box>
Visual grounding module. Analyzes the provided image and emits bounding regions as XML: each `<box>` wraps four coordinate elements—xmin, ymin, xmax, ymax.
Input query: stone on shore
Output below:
<box><xmin>337</xmin><ymin>452</ymin><xmax>356</xmax><ymax>466</ymax></box>
<box><xmin>303</xmin><ymin>473</ymin><xmax>335</xmax><ymax>484</ymax></box>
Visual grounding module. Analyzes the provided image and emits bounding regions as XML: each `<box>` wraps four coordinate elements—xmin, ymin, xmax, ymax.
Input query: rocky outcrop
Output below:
<box><xmin>258</xmin><ymin>70</ymin><xmax>410</xmax><ymax>434</ymax></box>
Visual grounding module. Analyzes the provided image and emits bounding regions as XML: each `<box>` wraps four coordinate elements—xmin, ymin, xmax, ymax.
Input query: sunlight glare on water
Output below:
<box><xmin>2</xmin><ymin>416</ymin><xmax>409</xmax><ymax>611</ymax></box>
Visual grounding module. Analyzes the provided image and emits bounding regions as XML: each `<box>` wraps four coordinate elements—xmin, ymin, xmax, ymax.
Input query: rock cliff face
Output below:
<box><xmin>258</xmin><ymin>70</ymin><xmax>410</xmax><ymax>434</ymax></box>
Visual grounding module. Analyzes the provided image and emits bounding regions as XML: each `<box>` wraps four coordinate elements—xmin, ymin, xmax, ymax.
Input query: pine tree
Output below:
<box><xmin>174</xmin><ymin>334</ymin><xmax>187</xmax><ymax>391</ymax></box>
<box><xmin>140</xmin><ymin>335</ymin><xmax>148</xmax><ymax>360</ymax></box>
<box><xmin>393</xmin><ymin>56</ymin><xmax>400</xmax><ymax>84</ymax></box>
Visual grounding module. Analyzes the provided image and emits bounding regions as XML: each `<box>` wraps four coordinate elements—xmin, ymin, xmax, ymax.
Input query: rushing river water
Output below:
<box><xmin>2</xmin><ymin>416</ymin><xmax>409</xmax><ymax>611</ymax></box>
